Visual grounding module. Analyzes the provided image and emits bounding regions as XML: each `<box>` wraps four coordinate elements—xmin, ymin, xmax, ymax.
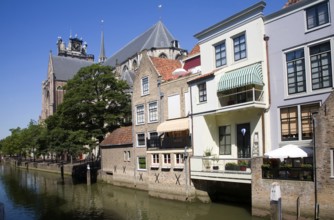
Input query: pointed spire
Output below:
<box><xmin>99</xmin><ymin>20</ymin><xmax>107</xmax><ymax>63</ymax></box>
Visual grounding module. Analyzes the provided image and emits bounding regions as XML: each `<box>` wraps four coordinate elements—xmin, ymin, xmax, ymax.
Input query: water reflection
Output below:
<box><xmin>0</xmin><ymin>164</ymin><xmax>267</xmax><ymax>220</ymax></box>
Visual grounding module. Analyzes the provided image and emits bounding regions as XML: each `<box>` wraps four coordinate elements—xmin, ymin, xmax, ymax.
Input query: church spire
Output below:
<box><xmin>99</xmin><ymin>20</ymin><xmax>107</xmax><ymax>63</ymax></box>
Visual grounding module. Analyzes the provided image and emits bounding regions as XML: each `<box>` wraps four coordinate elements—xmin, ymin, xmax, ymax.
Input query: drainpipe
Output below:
<box><xmin>263</xmin><ymin>35</ymin><xmax>271</xmax><ymax>155</ymax></box>
<box><xmin>312</xmin><ymin>112</ymin><xmax>319</xmax><ymax>219</ymax></box>
<box><xmin>188</xmin><ymin>84</ymin><xmax>194</xmax><ymax>191</ymax></box>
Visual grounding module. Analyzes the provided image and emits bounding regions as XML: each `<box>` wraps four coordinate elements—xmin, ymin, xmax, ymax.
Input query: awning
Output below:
<box><xmin>217</xmin><ymin>62</ymin><xmax>264</xmax><ymax>92</ymax></box>
<box><xmin>157</xmin><ymin>118</ymin><xmax>189</xmax><ymax>133</ymax></box>
<box><xmin>264</xmin><ymin>144</ymin><xmax>313</xmax><ymax>160</ymax></box>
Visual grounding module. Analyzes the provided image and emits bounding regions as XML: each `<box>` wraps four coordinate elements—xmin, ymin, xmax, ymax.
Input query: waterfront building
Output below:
<box><xmin>252</xmin><ymin>0</ymin><xmax>334</xmax><ymax>218</ymax></box>
<box><xmin>100</xmin><ymin>126</ymin><xmax>134</xmax><ymax>187</ymax></box>
<box><xmin>187</xmin><ymin>1</ymin><xmax>269</xmax><ymax>202</ymax></box>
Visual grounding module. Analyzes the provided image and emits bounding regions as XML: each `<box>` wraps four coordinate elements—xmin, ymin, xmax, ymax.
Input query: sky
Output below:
<box><xmin>0</xmin><ymin>0</ymin><xmax>288</xmax><ymax>140</ymax></box>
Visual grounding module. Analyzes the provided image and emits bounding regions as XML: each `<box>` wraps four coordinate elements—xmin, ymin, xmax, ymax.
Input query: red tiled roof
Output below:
<box><xmin>188</xmin><ymin>44</ymin><xmax>200</xmax><ymax>57</ymax></box>
<box><xmin>150</xmin><ymin>56</ymin><xmax>182</xmax><ymax>81</ymax></box>
<box><xmin>100</xmin><ymin>126</ymin><xmax>132</xmax><ymax>147</ymax></box>
<box><xmin>283</xmin><ymin>0</ymin><xmax>301</xmax><ymax>8</ymax></box>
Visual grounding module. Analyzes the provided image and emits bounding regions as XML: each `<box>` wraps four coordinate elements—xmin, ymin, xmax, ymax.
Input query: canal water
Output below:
<box><xmin>0</xmin><ymin>164</ymin><xmax>268</xmax><ymax>220</ymax></box>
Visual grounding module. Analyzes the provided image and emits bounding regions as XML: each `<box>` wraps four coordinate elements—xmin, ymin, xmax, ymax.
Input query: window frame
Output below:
<box><xmin>136</xmin><ymin>104</ymin><xmax>145</xmax><ymax>125</ymax></box>
<box><xmin>233</xmin><ymin>33</ymin><xmax>247</xmax><ymax>61</ymax></box>
<box><xmin>215</xmin><ymin>41</ymin><xmax>227</xmax><ymax>67</ymax></box>
<box><xmin>137</xmin><ymin>133</ymin><xmax>145</xmax><ymax>147</ymax></box>
<box><xmin>331</xmin><ymin>149</ymin><xmax>334</xmax><ymax>178</ymax></box>
<box><xmin>137</xmin><ymin>156</ymin><xmax>147</xmax><ymax>170</ymax></box>
<box><xmin>175</xmin><ymin>153</ymin><xmax>184</xmax><ymax>165</ymax></box>
<box><xmin>141</xmin><ymin>76</ymin><xmax>149</xmax><ymax>96</ymax></box>
<box><xmin>163</xmin><ymin>153</ymin><xmax>171</xmax><ymax>165</ymax></box>
<box><xmin>286</xmin><ymin>48</ymin><xmax>306</xmax><ymax>95</ymax></box>
<box><xmin>152</xmin><ymin>153</ymin><xmax>160</xmax><ymax>165</ymax></box>
<box><xmin>280</xmin><ymin>106</ymin><xmax>299</xmax><ymax>141</ymax></box>
<box><xmin>198</xmin><ymin>82</ymin><xmax>207</xmax><ymax>103</ymax></box>
<box><xmin>310</xmin><ymin>41</ymin><xmax>332</xmax><ymax>90</ymax></box>
<box><xmin>148</xmin><ymin>101</ymin><xmax>158</xmax><ymax>122</ymax></box>
<box><xmin>306</xmin><ymin>1</ymin><xmax>330</xmax><ymax>30</ymax></box>
<box><xmin>219</xmin><ymin>125</ymin><xmax>232</xmax><ymax>155</ymax></box>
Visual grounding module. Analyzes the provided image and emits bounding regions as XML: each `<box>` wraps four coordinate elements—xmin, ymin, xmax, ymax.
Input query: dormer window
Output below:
<box><xmin>306</xmin><ymin>1</ymin><xmax>329</xmax><ymax>30</ymax></box>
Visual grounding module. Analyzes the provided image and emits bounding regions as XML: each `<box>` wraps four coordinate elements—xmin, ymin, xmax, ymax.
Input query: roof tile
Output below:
<box><xmin>150</xmin><ymin>56</ymin><xmax>182</xmax><ymax>81</ymax></box>
<box><xmin>100</xmin><ymin>126</ymin><xmax>132</xmax><ymax>147</ymax></box>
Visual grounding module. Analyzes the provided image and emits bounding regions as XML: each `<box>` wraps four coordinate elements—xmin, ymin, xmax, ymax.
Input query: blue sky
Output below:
<box><xmin>0</xmin><ymin>0</ymin><xmax>288</xmax><ymax>139</ymax></box>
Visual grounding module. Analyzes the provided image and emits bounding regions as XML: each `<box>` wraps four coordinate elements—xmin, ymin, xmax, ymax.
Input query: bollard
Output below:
<box><xmin>270</xmin><ymin>182</ymin><xmax>282</xmax><ymax>220</ymax></box>
<box><xmin>60</xmin><ymin>163</ymin><xmax>64</xmax><ymax>180</ymax></box>
<box><xmin>87</xmin><ymin>164</ymin><xmax>91</xmax><ymax>185</ymax></box>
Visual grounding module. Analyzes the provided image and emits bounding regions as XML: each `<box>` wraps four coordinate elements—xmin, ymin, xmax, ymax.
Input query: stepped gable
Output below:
<box><xmin>100</xmin><ymin>126</ymin><xmax>132</xmax><ymax>147</ymax></box>
<box><xmin>52</xmin><ymin>55</ymin><xmax>93</xmax><ymax>81</ymax></box>
<box><xmin>104</xmin><ymin>20</ymin><xmax>176</xmax><ymax>67</ymax></box>
<box><xmin>188</xmin><ymin>44</ymin><xmax>200</xmax><ymax>57</ymax></box>
<box><xmin>150</xmin><ymin>56</ymin><xmax>182</xmax><ymax>81</ymax></box>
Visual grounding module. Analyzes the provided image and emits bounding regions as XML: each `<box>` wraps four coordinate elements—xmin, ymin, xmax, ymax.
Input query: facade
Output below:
<box><xmin>188</xmin><ymin>1</ymin><xmax>269</xmax><ymax>189</ymax></box>
<box><xmin>265</xmin><ymin>0</ymin><xmax>334</xmax><ymax>151</ymax></box>
<box><xmin>100</xmin><ymin>126</ymin><xmax>134</xmax><ymax>187</ymax></box>
<box><xmin>40</xmin><ymin>36</ymin><xmax>94</xmax><ymax>121</ymax></box>
<box><xmin>251</xmin><ymin>0</ymin><xmax>334</xmax><ymax>218</ymax></box>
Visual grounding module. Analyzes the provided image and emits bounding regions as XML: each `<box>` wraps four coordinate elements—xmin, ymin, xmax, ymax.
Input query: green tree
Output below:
<box><xmin>60</xmin><ymin>64</ymin><xmax>131</xmax><ymax>143</ymax></box>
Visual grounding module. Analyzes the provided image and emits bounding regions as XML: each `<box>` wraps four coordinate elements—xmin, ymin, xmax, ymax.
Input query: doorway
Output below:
<box><xmin>237</xmin><ymin>123</ymin><xmax>251</xmax><ymax>158</ymax></box>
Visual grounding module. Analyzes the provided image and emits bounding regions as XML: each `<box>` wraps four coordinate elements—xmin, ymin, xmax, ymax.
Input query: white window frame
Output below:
<box><xmin>136</xmin><ymin>104</ymin><xmax>145</xmax><ymax>125</ymax></box>
<box><xmin>175</xmin><ymin>153</ymin><xmax>184</xmax><ymax>165</ymax></box>
<box><xmin>305</xmin><ymin>1</ymin><xmax>330</xmax><ymax>31</ymax></box>
<box><xmin>137</xmin><ymin>156</ymin><xmax>147</xmax><ymax>171</ymax></box>
<box><xmin>283</xmin><ymin>39</ymin><xmax>333</xmax><ymax>99</ymax></box>
<box><xmin>127</xmin><ymin>151</ymin><xmax>131</xmax><ymax>161</ymax></box>
<box><xmin>148</xmin><ymin>101</ymin><xmax>158</xmax><ymax>123</ymax></box>
<box><xmin>151</xmin><ymin>154</ymin><xmax>160</xmax><ymax>168</ymax></box>
<box><xmin>141</xmin><ymin>76</ymin><xmax>149</xmax><ymax>96</ymax></box>
<box><xmin>162</xmin><ymin>153</ymin><xmax>171</xmax><ymax>169</ymax></box>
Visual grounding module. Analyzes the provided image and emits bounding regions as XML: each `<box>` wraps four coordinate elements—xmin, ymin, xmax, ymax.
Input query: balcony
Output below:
<box><xmin>147</xmin><ymin>136</ymin><xmax>191</xmax><ymax>150</ymax></box>
<box><xmin>218</xmin><ymin>87</ymin><xmax>265</xmax><ymax>108</ymax></box>
<box><xmin>190</xmin><ymin>157</ymin><xmax>252</xmax><ymax>183</ymax></box>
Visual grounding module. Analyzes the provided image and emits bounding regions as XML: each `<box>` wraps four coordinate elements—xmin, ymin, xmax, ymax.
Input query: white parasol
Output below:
<box><xmin>264</xmin><ymin>144</ymin><xmax>313</xmax><ymax>160</ymax></box>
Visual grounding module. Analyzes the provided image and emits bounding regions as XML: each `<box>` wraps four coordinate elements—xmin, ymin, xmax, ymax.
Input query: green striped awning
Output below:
<box><xmin>217</xmin><ymin>62</ymin><xmax>264</xmax><ymax>92</ymax></box>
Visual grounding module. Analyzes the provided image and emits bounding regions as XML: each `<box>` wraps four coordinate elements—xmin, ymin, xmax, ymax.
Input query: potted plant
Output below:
<box><xmin>225</xmin><ymin>162</ymin><xmax>239</xmax><ymax>171</ymax></box>
<box><xmin>238</xmin><ymin>160</ymin><xmax>248</xmax><ymax>171</ymax></box>
<box><xmin>212</xmin><ymin>155</ymin><xmax>219</xmax><ymax>170</ymax></box>
<box><xmin>203</xmin><ymin>147</ymin><xmax>213</xmax><ymax>157</ymax></box>
<box><xmin>279</xmin><ymin>163</ymin><xmax>292</xmax><ymax>170</ymax></box>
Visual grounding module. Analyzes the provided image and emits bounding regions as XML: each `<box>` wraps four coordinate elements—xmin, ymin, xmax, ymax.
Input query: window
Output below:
<box><xmin>137</xmin><ymin>133</ymin><xmax>145</xmax><ymax>146</ymax></box>
<box><xmin>168</xmin><ymin>94</ymin><xmax>180</xmax><ymax>119</ymax></box>
<box><xmin>137</xmin><ymin>156</ymin><xmax>146</xmax><ymax>170</ymax></box>
<box><xmin>163</xmin><ymin>154</ymin><xmax>171</xmax><ymax>165</ymax></box>
<box><xmin>219</xmin><ymin>125</ymin><xmax>231</xmax><ymax>155</ymax></box>
<box><xmin>215</xmin><ymin>42</ymin><xmax>226</xmax><ymax>67</ymax></box>
<box><xmin>281</xmin><ymin>107</ymin><xmax>298</xmax><ymax>141</ymax></box>
<box><xmin>306</xmin><ymin>1</ymin><xmax>329</xmax><ymax>29</ymax></box>
<box><xmin>159</xmin><ymin>53</ymin><xmax>167</xmax><ymax>58</ymax></box>
<box><xmin>149</xmin><ymin>132</ymin><xmax>158</xmax><ymax>148</ymax></box>
<box><xmin>141</xmin><ymin>77</ymin><xmax>149</xmax><ymax>95</ymax></box>
<box><xmin>148</xmin><ymin>102</ymin><xmax>158</xmax><ymax>122</ymax></box>
<box><xmin>175</xmin><ymin>153</ymin><xmax>184</xmax><ymax>164</ymax></box>
<box><xmin>286</xmin><ymin>49</ymin><xmax>306</xmax><ymax>94</ymax></box>
<box><xmin>301</xmin><ymin>104</ymin><xmax>320</xmax><ymax>140</ymax></box>
<box><xmin>127</xmin><ymin>151</ymin><xmax>131</xmax><ymax>161</ymax></box>
<box><xmin>233</xmin><ymin>34</ymin><xmax>246</xmax><ymax>61</ymax></box>
<box><xmin>136</xmin><ymin>105</ymin><xmax>144</xmax><ymax>124</ymax></box>
<box><xmin>152</xmin><ymin>154</ymin><xmax>159</xmax><ymax>164</ymax></box>
<box><xmin>198</xmin><ymin>83</ymin><xmax>207</xmax><ymax>103</ymax></box>
<box><xmin>310</xmin><ymin>42</ymin><xmax>332</xmax><ymax>90</ymax></box>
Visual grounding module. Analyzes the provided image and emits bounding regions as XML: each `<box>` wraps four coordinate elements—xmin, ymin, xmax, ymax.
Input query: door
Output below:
<box><xmin>237</xmin><ymin>123</ymin><xmax>251</xmax><ymax>158</ymax></box>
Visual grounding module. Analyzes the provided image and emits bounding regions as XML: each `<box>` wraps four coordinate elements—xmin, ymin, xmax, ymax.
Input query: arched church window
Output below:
<box><xmin>123</xmin><ymin>65</ymin><xmax>129</xmax><ymax>73</ymax></box>
<box><xmin>132</xmin><ymin>60</ymin><xmax>138</xmax><ymax>70</ymax></box>
<box><xmin>159</xmin><ymin>53</ymin><xmax>167</xmax><ymax>59</ymax></box>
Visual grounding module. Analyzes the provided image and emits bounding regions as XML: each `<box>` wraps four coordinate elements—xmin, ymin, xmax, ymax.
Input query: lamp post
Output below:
<box><xmin>312</xmin><ymin>112</ymin><xmax>319</xmax><ymax>219</ymax></box>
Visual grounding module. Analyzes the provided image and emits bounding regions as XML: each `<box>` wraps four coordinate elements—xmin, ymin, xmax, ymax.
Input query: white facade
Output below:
<box><xmin>189</xmin><ymin>2</ymin><xmax>270</xmax><ymax>183</ymax></box>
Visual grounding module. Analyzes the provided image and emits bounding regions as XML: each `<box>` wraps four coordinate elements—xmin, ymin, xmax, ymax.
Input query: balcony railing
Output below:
<box><xmin>219</xmin><ymin>88</ymin><xmax>264</xmax><ymax>107</ymax></box>
<box><xmin>147</xmin><ymin>136</ymin><xmax>191</xmax><ymax>150</ymax></box>
<box><xmin>262</xmin><ymin>166</ymin><xmax>313</xmax><ymax>181</ymax></box>
<box><xmin>190</xmin><ymin>156</ymin><xmax>252</xmax><ymax>183</ymax></box>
